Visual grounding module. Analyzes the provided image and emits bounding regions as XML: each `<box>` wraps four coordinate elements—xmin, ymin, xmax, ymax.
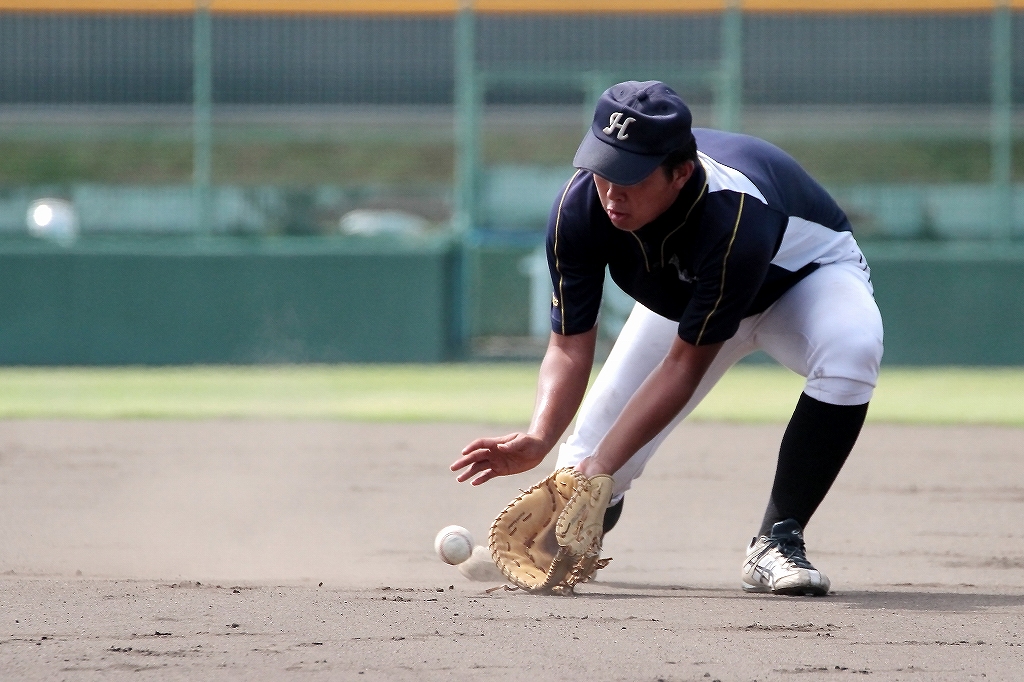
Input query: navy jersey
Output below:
<box><xmin>546</xmin><ymin>129</ymin><xmax>861</xmax><ymax>345</ymax></box>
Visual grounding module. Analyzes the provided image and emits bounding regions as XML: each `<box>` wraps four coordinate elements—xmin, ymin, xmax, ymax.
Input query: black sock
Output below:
<box><xmin>758</xmin><ymin>393</ymin><xmax>868</xmax><ymax>536</ymax></box>
<box><xmin>603</xmin><ymin>497</ymin><xmax>624</xmax><ymax>534</ymax></box>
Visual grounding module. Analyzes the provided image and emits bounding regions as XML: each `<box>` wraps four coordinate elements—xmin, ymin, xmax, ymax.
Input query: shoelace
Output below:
<box><xmin>772</xmin><ymin>537</ymin><xmax>814</xmax><ymax>570</ymax></box>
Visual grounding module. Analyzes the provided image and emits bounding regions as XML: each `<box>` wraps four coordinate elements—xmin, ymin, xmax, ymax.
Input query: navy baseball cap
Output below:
<box><xmin>573</xmin><ymin>80</ymin><xmax>695</xmax><ymax>186</ymax></box>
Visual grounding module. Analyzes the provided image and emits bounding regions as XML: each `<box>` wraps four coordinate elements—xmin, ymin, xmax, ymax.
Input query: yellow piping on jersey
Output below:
<box><xmin>659</xmin><ymin>181</ymin><xmax>708</xmax><ymax>268</ymax></box>
<box><xmin>628</xmin><ymin>231</ymin><xmax>651</xmax><ymax>272</ymax></box>
<box><xmin>553</xmin><ymin>169</ymin><xmax>583</xmax><ymax>336</ymax></box>
<box><xmin>695</xmin><ymin>193</ymin><xmax>744</xmax><ymax>346</ymax></box>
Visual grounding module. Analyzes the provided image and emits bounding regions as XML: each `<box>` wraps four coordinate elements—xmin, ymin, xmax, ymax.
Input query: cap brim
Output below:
<box><xmin>573</xmin><ymin>129</ymin><xmax>666</xmax><ymax>186</ymax></box>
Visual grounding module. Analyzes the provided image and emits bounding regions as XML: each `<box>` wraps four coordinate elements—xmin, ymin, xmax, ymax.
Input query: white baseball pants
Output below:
<box><xmin>555</xmin><ymin>257</ymin><xmax>884</xmax><ymax>500</ymax></box>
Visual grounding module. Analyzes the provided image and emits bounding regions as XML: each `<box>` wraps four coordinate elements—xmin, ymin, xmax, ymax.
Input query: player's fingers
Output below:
<box><xmin>450</xmin><ymin>445</ymin><xmax>496</xmax><ymax>471</ymax></box>
<box><xmin>451</xmin><ymin>455</ymin><xmax>483</xmax><ymax>474</ymax></box>
<box><xmin>461</xmin><ymin>433</ymin><xmax>517</xmax><ymax>455</ymax></box>
<box><xmin>456</xmin><ymin>460</ymin><xmax>491</xmax><ymax>483</ymax></box>
<box><xmin>449</xmin><ymin>453</ymin><xmax>473</xmax><ymax>471</ymax></box>
<box><xmin>460</xmin><ymin>439</ymin><xmax>489</xmax><ymax>456</ymax></box>
<box><xmin>470</xmin><ymin>469</ymin><xmax>496</xmax><ymax>486</ymax></box>
<box><xmin>458</xmin><ymin>458</ymin><xmax>491</xmax><ymax>477</ymax></box>
<box><xmin>495</xmin><ymin>436</ymin><xmax>523</xmax><ymax>451</ymax></box>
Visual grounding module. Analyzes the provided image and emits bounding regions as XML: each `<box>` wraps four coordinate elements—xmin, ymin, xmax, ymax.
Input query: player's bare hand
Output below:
<box><xmin>450</xmin><ymin>433</ymin><xmax>549</xmax><ymax>485</ymax></box>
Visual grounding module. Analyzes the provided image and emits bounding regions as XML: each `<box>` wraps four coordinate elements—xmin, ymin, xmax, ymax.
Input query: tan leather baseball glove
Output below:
<box><xmin>488</xmin><ymin>467</ymin><xmax>614</xmax><ymax>595</ymax></box>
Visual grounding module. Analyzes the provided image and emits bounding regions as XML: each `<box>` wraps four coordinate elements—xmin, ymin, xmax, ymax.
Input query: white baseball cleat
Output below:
<box><xmin>741</xmin><ymin>519</ymin><xmax>831</xmax><ymax>596</ymax></box>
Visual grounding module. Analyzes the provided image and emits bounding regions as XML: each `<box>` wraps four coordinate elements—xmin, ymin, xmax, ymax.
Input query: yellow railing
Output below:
<box><xmin>0</xmin><ymin>0</ymin><xmax>1020</xmax><ymax>14</ymax></box>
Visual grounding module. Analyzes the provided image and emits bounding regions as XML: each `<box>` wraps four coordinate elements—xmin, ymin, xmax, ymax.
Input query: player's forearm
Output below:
<box><xmin>585</xmin><ymin>338</ymin><xmax>722</xmax><ymax>476</ymax></box>
<box><xmin>528</xmin><ymin>328</ymin><xmax>597</xmax><ymax>450</ymax></box>
<box><xmin>587</xmin><ymin>360</ymin><xmax>698</xmax><ymax>474</ymax></box>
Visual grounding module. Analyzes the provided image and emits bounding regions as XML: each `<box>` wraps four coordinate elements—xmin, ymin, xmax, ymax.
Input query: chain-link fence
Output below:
<box><xmin>1</xmin><ymin>4</ymin><xmax>1020</xmax><ymax>245</ymax></box>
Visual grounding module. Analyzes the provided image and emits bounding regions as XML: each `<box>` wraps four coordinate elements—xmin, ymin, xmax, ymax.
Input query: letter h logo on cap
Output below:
<box><xmin>574</xmin><ymin>80</ymin><xmax>695</xmax><ymax>186</ymax></box>
<box><xmin>602</xmin><ymin>112</ymin><xmax>636</xmax><ymax>140</ymax></box>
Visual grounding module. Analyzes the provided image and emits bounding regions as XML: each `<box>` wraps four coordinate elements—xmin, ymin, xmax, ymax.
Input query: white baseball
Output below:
<box><xmin>434</xmin><ymin>525</ymin><xmax>474</xmax><ymax>565</ymax></box>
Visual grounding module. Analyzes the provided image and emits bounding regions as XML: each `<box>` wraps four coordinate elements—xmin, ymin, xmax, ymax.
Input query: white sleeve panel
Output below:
<box><xmin>698</xmin><ymin>152</ymin><xmax>767</xmax><ymax>204</ymax></box>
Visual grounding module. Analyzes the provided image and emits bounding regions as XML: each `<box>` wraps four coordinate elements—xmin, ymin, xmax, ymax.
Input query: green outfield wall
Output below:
<box><xmin>0</xmin><ymin>239</ymin><xmax>1021</xmax><ymax>365</ymax></box>
<box><xmin>469</xmin><ymin>243</ymin><xmax>534</xmax><ymax>337</ymax></box>
<box><xmin>863</xmin><ymin>243</ymin><xmax>1024</xmax><ymax>365</ymax></box>
<box><xmin>468</xmin><ymin>241</ymin><xmax>1024</xmax><ymax>366</ymax></box>
<box><xmin>0</xmin><ymin>237</ymin><xmax>459</xmax><ymax>364</ymax></box>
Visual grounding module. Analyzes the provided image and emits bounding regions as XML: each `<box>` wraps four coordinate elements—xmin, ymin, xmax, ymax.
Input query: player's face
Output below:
<box><xmin>593</xmin><ymin>162</ymin><xmax>694</xmax><ymax>232</ymax></box>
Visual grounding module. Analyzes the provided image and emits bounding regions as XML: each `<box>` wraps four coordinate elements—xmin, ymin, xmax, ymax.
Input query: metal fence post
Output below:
<box><xmin>584</xmin><ymin>72</ymin><xmax>609</xmax><ymax>131</ymax></box>
<box><xmin>193</xmin><ymin>0</ymin><xmax>213</xmax><ymax>237</ymax></box>
<box><xmin>718</xmin><ymin>0</ymin><xmax>743</xmax><ymax>132</ymax></box>
<box><xmin>991</xmin><ymin>0</ymin><xmax>1013</xmax><ymax>240</ymax></box>
<box><xmin>453</xmin><ymin>0</ymin><xmax>479</xmax><ymax>354</ymax></box>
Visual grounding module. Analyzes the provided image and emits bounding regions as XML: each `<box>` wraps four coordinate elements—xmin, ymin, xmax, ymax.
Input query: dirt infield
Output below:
<box><xmin>1</xmin><ymin>420</ymin><xmax>1022</xmax><ymax>680</ymax></box>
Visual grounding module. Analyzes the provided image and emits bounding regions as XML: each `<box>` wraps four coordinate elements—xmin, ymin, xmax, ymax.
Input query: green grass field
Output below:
<box><xmin>0</xmin><ymin>364</ymin><xmax>1021</xmax><ymax>425</ymax></box>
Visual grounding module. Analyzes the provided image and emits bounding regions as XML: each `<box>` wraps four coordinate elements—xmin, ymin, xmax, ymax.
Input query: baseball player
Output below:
<box><xmin>451</xmin><ymin>81</ymin><xmax>883</xmax><ymax>596</ymax></box>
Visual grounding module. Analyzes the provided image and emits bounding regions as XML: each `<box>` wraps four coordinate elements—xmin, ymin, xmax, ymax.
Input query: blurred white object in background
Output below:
<box><xmin>339</xmin><ymin>209</ymin><xmax>428</xmax><ymax>237</ymax></box>
<box><xmin>27</xmin><ymin>198</ymin><xmax>79</xmax><ymax>245</ymax></box>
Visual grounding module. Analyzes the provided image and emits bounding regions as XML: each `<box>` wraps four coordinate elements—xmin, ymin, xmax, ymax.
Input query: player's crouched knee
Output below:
<box><xmin>807</xmin><ymin>329</ymin><xmax>883</xmax><ymax>404</ymax></box>
<box><xmin>843</xmin><ymin>326</ymin><xmax>883</xmax><ymax>373</ymax></box>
